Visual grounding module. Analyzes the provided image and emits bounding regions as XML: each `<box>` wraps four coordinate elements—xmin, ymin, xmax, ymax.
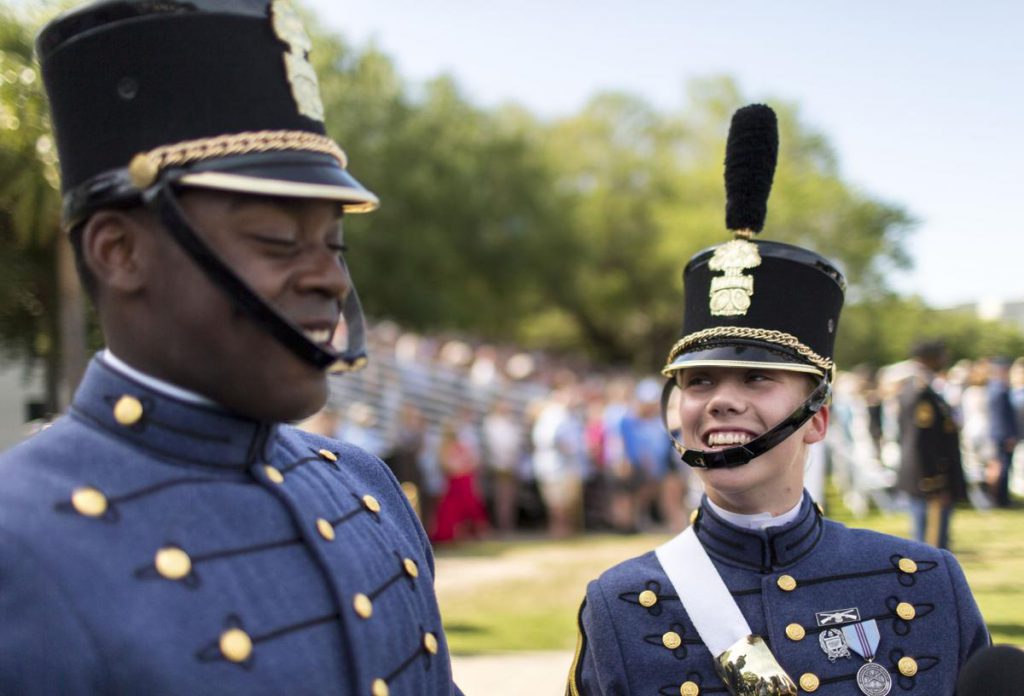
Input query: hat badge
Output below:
<box><xmin>271</xmin><ymin>0</ymin><xmax>325</xmax><ymax>122</ymax></box>
<box><xmin>708</xmin><ymin>237</ymin><xmax>762</xmax><ymax>316</ymax></box>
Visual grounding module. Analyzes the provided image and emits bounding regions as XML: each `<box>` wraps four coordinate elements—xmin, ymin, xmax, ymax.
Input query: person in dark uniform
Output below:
<box><xmin>0</xmin><ymin>2</ymin><xmax>460</xmax><ymax>694</ymax></box>
<box><xmin>986</xmin><ymin>358</ymin><xmax>1018</xmax><ymax>507</ymax></box>
<box><xmin>895</xmin><ymin>341</ymin><xmax>967</xmax><ymax>549</ymax></box>
<box><xmin>567</xmin><ymin>105</ymin><xmax>988</xmax><ymax>696</ymax></box>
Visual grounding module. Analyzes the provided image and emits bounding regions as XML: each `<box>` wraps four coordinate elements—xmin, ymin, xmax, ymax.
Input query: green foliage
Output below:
<box><xmin>0</xmin><ymin>4</ymin><xmax>62</xmax><ymax>366</ymax></box>
<box><xmin>2</xmin><ymin>4</ymin><xmax>1018</xmax><ymax>389</ymax></box>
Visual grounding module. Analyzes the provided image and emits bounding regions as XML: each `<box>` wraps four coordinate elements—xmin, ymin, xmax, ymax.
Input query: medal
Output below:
<box><xmin>841</xmin><ymin>620</ymin><xmax>892</xmax><ymax>696</ymax></box>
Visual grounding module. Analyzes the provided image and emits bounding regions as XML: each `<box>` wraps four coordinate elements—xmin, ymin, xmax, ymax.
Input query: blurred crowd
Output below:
<box><xmin>832</xmin><ymin>355</ymin><xmax>1024</xmax><ymax>516</ymax></box>
<box><xmin>299</xmin><ymin>322</ymin><xmax>698</xmax><ymax>544</ymax></box>
<box><xmin>300</xmin><ymin>322</ymin><xmax>1024</xmax><ymax>544</ymax></box>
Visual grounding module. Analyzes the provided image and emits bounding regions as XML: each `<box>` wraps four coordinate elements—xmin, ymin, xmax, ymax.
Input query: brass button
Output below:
<box><xmin>423</xmin><ymin>632</ymin><xmax>438</xmax><ymax>655</ymax></box>
<box><xmin>799</xmin><ymin>672</ymin><xmax>820</xmax><ymax>692</ymax></box>
<box><xmin>71</xmin><ymin>487</ymin><xmax>108</xmax><ymax>517</ymax></box>
<box><xmin>113</xmin><ymin>395</ymin><xmax>144</xmax><ymax>426</ymax></box>
<box><xmin>362</xmin><ymin>494</ymin><xmax>381</xmax><ymax>514</ymax></box>
<box><xmin>785</xmin><ymin>623</ymin><xmax>805</xmax><ymax>641</ymax></box>
<box><xmin>128</xmin><ymin>153</ymin><xmax>159</xmax><ymax>189</ymax></box>
<box><xmin>318</xmin><ymin>448</ymin><xmax>338</xmax><ymax>462</ymax></box>
<box><xmin>316</xmin><ymin>518</ymin><xmax>336</xmax><ymax>541</ymax></box>
<box><xmin>154</xmin><ymin>546</ymin><xmax>192</xmax><ymax>580</ymax></box>
<box><xmin>638</xmin><ymin>590</ymin><xmax>658</xmax><ymax>607</ymax></box>
<box><xmin>371</xmin><ymin>678</ymin><xmax>389</xmax><ymax>696</ymax></box>
<box><xmin>264</xmin><ymin>465</ymin><xmax>284</xmax><ymax>484</ymax></box>
<box><xmin>896</xmin><ymin>602</ymin><xmax>916</xmax><ymax>620</ymax></box>
<box><xmin>777</xmin><ymin>574</ymin><xmax>797</xmax><ymax>592</ymax></box>
<box><xmin>219</xmin><ymin>628</ymin><xmax>252</xmax><ymax>663</ymax></box>
<box><xmin>403</xmin><ymin>558</ymin><xmax>420</xmax><ymax>578</ymax></box>
<box><xmin>898</xmin><ymin>558</ymin><xmax>918</xmax><ymax>574</ymax></box>
<box><xmin>662</xmin><ymin>631</ymin><xmax>682</xmax><ymax>650</ymax></box>
<box><xmin>898</xmin><ymin>656</ymin><xmax>918</xmax><ymax>676</ymax></box>
<box><xmin>354</xmin><ymin>593</ymin><xmax>373</xmax><ymax>619</ymax></box>
<box><xmin>680</xmin><ymin>681</ymin><xmax>700</xmax><ymax>696</ymax></box>
<box><xmin>353</xmin><ymin>356</ymin><xmax>368</xmax><ymax>370</ymax></box>
<box><xmin>689</xmin><ymin>509</ymin><xmax>699</xmax><ymax>525</ymax></box>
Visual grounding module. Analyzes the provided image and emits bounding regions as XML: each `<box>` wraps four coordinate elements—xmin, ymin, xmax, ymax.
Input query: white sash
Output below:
<box><xmin>655</xmin><ymin>526</ymin><xmax>751</xmax><ymax>656</ymax></box>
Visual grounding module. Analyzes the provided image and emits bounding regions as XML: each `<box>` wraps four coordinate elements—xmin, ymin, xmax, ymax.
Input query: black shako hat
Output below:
<box><xmin>38</xmin><ymin>0</ymin><xmax>379</xmax><ymax>226</ymax></box>
<box><xmin>659</xmin><ymin>104</ymin><xmax>846</xmax><ymax>470</ymax></box>
<box><xmin>662</xmin><ymin>104</ymin><xmax>845</xmax><ymax>381</ymax></box>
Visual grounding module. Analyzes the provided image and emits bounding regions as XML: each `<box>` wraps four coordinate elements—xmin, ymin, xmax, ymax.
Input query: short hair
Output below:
<box><xmin>911</xmin><ymin>339</ymin><xmax>946</xmax><ymax>363</ymax></box>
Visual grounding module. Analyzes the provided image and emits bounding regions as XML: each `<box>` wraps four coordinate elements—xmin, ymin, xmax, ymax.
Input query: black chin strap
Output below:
<box><xmin>660</xmin><ymin>376</ymin><xmax>831</xmax><ymax>469</ymax></box>
<box><xmin>146</xmin><ymin>183</ymin><xmax>368</xmax><ymax>372</ymax></box>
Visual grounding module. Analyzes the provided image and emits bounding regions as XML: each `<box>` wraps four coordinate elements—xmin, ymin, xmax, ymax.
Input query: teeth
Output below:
<box><xmin>706</xmin><ymin>431</ymin><xmax>754</xmax><ymax>447</ymax></box>
<box><xmin>302</xmin><ymin>329</ymin><xmax>331</xmax><ymax>344</ymax></box>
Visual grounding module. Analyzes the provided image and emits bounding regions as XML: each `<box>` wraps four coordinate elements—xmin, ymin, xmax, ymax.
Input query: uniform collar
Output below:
<box><xmin>693</xmin><ymin>492</ymin><xmax>824</xmax><ymax>572</ymax></box>
<box><xmin>71</xmin><ymin>356</ymin><xmax>277</xmax><ymax>469</ymax></box>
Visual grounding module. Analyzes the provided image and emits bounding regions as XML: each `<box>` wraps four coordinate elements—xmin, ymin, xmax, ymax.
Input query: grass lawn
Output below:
<box><xmin>435</xmin><ymin>503</ymin><xmax>1024</xmax><ymax>654</ymax></box>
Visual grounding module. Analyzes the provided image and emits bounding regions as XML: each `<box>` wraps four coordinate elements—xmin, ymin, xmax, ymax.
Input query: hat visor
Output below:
<box><xmin>175</xmin><ymin>152</ymin><xmax>379</xmax><ymax>213</ymax></box>
<box><xmin>662</xmin><ymin>343</ymin><xmax>824</xmax><ymax>378</ymax></box>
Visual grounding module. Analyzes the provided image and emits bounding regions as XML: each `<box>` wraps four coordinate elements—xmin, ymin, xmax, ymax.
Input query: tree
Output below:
<box><xmin>0</xmin><ymin>2</ymin><xmax>88</xmax><ymax>413</ymax></box>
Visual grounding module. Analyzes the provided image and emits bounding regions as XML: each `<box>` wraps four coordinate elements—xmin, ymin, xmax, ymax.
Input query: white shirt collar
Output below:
<box><xmin>706</xmin><ymin>496</ymin><xmax>804</xmax><ymax>531</ymax></box>
<box><xmin>101</xmin><ymin>349</ymin><xmax>216</xmax><ymax>407</ymax></box>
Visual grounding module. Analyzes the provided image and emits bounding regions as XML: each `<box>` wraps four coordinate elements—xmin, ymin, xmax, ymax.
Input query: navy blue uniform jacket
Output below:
<box><xmin>0</xmin><ymin>358</ymin><xmax>460</xmax><ymax>695</ymax></box>
<box><xmin>569</xmin><ymin>495</ymin><xmax>988</xmax><ymax>695</ymax></box>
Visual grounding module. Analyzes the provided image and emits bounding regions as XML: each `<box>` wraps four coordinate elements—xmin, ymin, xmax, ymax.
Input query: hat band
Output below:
<box><xmin>128</xmin><ymin>130</ymin><xmax>348</xmax><ymax>190</ymax></box>
<box><xmin>664</xmin><ymin>326</ymin><xmax>833</xmax><ymax>376</ymax></box>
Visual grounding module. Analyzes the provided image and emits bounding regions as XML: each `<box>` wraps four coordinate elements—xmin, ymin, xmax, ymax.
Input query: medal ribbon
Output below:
<box><xmin>842</xmin><ymin>620</ymin><xmax>880</xmax><ymax>662</ymax></box>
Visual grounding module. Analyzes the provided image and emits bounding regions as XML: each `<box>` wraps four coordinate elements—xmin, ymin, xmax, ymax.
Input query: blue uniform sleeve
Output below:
<box><xmin>567</xmin><ymin>581</ymin><xmax>629</xmax><ymax>696</ymax></box>
<box><xmin>940</xmin><ymin>549</ymin><xmax>990</xmax><ymax>668</ymax></box>
<box><xmin>0</xmin><ymin>528</ymin><xmax>108</xmax><ymax>694</ymax></box>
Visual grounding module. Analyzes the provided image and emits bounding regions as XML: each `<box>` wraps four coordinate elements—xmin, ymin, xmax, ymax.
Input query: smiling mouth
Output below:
<box><xmin>301</xmin><ymin>328</ymin><xmax>334</xmax><ymax>346</ymax></box>
<box><xmin>703</xmin><ymin>430</ymin><xmax>757</xmax><ymax>448</ymax></box>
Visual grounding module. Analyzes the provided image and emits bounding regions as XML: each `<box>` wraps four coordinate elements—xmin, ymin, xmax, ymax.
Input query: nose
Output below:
<box><xmin>295</xmin><ymin>246</ymin><xmax>351</xmax><ymax>301</ymax></box>
<box><xmin>705</xmin><ymin>380</ymin><xmax>746</xmax><ymax>417</ymax></box>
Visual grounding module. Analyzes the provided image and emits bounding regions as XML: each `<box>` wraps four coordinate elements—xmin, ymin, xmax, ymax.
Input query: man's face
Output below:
<box><xmin>675</xmin><ymin>366</ymin><xmax>827</xmax><ymax>510</ymax></box>
<box><xmin>139</xmin><ymin>189</ymin><xmax>349</xmax><ymax>422</ymax></box>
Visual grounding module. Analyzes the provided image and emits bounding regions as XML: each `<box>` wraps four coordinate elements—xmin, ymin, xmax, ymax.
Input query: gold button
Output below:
<box><xmin>128</xmin><ymin>152</ymin><xmax>159</xmax><ymax>189</ymax></box>
<box><xmin>799</xmin><ymin>673</ymin><xmax>819</xmax><ymax>692</ymax></box>
<box><xmin>423</xmin><ymin>632</ymin><xmax>438</xmax><ymax>655</ymax></box>
<box><xmin>318</xmin><ymin>448</ymin><xmax>338</xmax><ymax>462</ymax></box>
<box><xmin>896</xmin><ymin>602</ymin><xmax>916</xmax><ymax>620</ymax></box>
<box><xmin>689</xmin><ymin>509</ymin><xmax>699</xmax><ymax>525</ymax></box>
<box><xmin>219</xmin><ymin>628</ymin><xmax>253</xmax><ymax>663</ymax></box>
<box><xmin>898</xmin><ymin>558</ymin><xmax>918</xmax><ymax>574</ymax></box>
<box><xmin>154</xmin><ymin>546</ymin><xmax>192</xmax><ymax>580</ymax></box>
<box><xmin>264</xmin><ymin>465</ymin><xmax>284</xmax><ymax>484</ymax></box>
<box><xmin>638</xmin><ymin>590</ymin><xmax>658</xmax><ymax>607</ymax></box>
<box><xmin>785</xmin><ymin>623</ymin><xmax>806</xmax><ymax>641</ymax></box>
<box><xmin>113</xmin><ymin>395</ymin><xmax>143</xmax><ymax>425</ymax></box>
<box><xmin>403</xmin><ymin>558</ymin><xmax>419</xmax><ymax>578</ymax></box>
<box><xmin>371</xmin><ymin>678</ymin><xmax>388</xmax><ymax>696</ymax></box>
<box><xmin>71</xmin><ymin>487</ymin><xmax>108</xmax><ymax>517</ymax></box>
<box><xmin>777</xmin><ymin>574</ymin><xmax>797</xmax><ymax>592</ymax></box>
<box><xmin>662</xmin><ymin>631</ymin><xmax>682</xmax><ymax>650</ymax></box>
<box><xmin>680</xmin><ymin>681</ymin><xmax>700</xmax><ymax>696</ymax></box>
<box><xmin>353</xmin><ymin>356</ymin><xmax>368</xmax><ymax>370</ymax></box>
<box><xmin>354</xmin><ymin>593</ymin><xmax>373</xmax><ymax>619</ymax></box>
<box><xmin>316</xmin><ymin>518</ymin><xmax>336</xmax><ymax>541</ymax></box>
<box><xmin>362</xmin><ymin>494</ymin><xmax>381</xmax><ymax>514</ymax></box>
<box><xmin>898</xmin><ymin>656</ymin><xmax>918</xmax><ymax>677</ymax></box>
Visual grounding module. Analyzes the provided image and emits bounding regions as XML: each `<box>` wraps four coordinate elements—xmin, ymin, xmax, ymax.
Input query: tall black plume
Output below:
<box><xmin>724</xmin><ymin>104</ymin><xmax>779</xmax><ymax>234</ymax></box>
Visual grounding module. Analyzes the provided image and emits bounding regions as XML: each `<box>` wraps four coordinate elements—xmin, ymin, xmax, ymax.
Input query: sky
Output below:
<box><xmin>304</xmin><ymin>0</ymin><xmax>1024</xmax><ymax>312</ymax></box>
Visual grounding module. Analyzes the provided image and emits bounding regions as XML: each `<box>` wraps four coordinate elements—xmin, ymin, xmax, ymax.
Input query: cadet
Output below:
<box><xmin>567</xmin><ymin>105</ymin><xmax>988</xmax><ymax>696</ymax></box>
<box><xmin>0</xmin><ymin>2</ymin><xmax>460</xmax><ymax>694</ymax></box>
<box><xmin>895</xmin><ymin>340</ymin><xmax>967</xmax><ymax>549</ymax></box>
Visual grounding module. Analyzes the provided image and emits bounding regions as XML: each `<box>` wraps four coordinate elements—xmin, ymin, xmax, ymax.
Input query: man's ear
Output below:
<box><xmin>80</xmin><ymin>210</ymin><xmax>149</xmax><ymax>294</ymax></box>
<box><xmin>802</xmin><ymin>404</ymin><xmax>829</xmax><ymax>445</ymax></box>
